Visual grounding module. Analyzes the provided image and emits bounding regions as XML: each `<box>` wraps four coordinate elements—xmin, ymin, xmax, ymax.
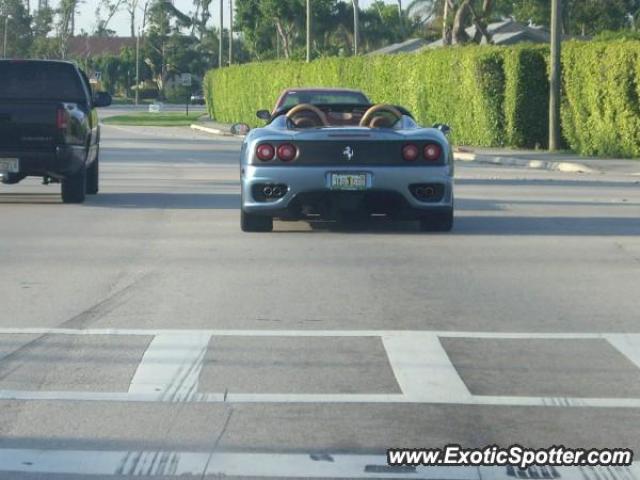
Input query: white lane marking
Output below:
<box><xmin>1</xmin><ymin>389</ymin><xmax>639</xmax><ymax>407</ymax></box>
<box><xmin>606</xmin><ymin>334</ymin><xmax>640</xmax><ymax>370</ymax></box>
<box><xmin>0</xmin><ymin>327</ymin><xmax>635</xmax><ymax>339</ymax></box>
<box><xmin>128</xmin><ymin>333</ymin><xmax>210</xmax><ymax>402</ymax></box>
<box><xmin>203</xmin><ymin>453</ymin><xmax>479</xmax><ymax>479</ymax></box>
<box><xmin>0</xmin><ymin>449</ymin><xmax>471</xmax><ymax>478</ymax></box>
<box><xmin>0</xmin><ymin>390</ymin><xmax>225</xmax><ymax>402</ymax></box>
<box><xmin>382</xmin><ymin>332</ymin><xmax>472</xmax><ymax>403</ymax></box>
<box><xmin>479</xmin><ymin>464</ymin><xmax>640</xmax><ymax>480</ymax></box>
<box><xmin>0</xmin><ymin>449</ymin><xmax>206</xmax><ymax>476</ymax></box>
<box><xmin>0</xmin><ymin>449</ymin><xmax>637</xmax><ymax>479</ymax></box>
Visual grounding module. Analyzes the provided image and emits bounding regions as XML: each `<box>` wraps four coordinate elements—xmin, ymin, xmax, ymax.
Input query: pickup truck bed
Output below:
<box><xmin>0</xmin><ymin>60</ymin><xmax>111</xmax><ymax>203</ymax></box>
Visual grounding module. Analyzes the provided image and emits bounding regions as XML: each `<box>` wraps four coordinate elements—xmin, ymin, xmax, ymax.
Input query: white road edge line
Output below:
<box><xmin>0</xmin><ymin>449</ymin><xmax>637</xmax><ymax>479</ymax></box>
<box><xmin>1</xmin><ymin>389</ymin><xmax>639</xmax><ymax>407</ymax></box>
<box><xmin>0</xmin><ymin>327</ymin><xmax>634</xmax><ymax>339</ymax></box>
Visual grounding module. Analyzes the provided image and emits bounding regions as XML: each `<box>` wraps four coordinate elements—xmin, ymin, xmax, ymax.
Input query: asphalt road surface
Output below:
<box><xmin>1</xmin><ymin>119</ymin><xmax>639</xmax><ymax>479</ymax></box>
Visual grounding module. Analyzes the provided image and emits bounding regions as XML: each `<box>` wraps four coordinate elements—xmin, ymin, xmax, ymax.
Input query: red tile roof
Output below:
<box><xmin>67</xmin><ymin>37</ymin><xmax>136</xmax><ymax>58</ymax></box>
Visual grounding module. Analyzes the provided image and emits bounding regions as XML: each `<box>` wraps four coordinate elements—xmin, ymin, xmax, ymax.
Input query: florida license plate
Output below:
<box><xmin>0</xmin><ymin>158</ymin><xmax>19</xmax><ymax>173</ymax></box>
<box><xmin>330</xmin><ymin>173</ymin><xmax>367</xmax><ymax>191</ymax></box>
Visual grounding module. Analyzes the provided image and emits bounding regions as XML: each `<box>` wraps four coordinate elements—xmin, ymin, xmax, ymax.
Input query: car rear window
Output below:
<box><xmin>280</xmin><ymin>91</ymin><xmax>369</xmax><ymax>108</ymax></box>
<box><xmin>0</xmin><ymin>62</ymin><xmax>86</xmax><ymax>101</ymax></box>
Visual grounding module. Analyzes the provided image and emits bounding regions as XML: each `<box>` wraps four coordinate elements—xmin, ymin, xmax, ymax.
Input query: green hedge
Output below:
<box><xmin>503</xmin><ymin>46</ymin><xmax>549</xmax><ymax>148</ymax></box>
<box><xmin>204</xmin><ymin>41</ymin><xmax>640</xmax><ymax>157</ymax></box>
<box><xmin>561</xmin><ymin>40</ymin><xmax>640</xmax><ymax>157</ymax></box>
<box><xmin>205</xmin><ymin>47</ymin><xmax>512</xmax><ymax>146</ymax></box>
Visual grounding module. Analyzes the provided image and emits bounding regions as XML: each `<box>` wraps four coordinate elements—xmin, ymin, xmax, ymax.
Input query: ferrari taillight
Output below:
<box><xmin>401</xmin><ymin>144</ymin><xmax>419</xmax><ymax>162</ymax></box>
<box><xmin>256</xmin><ymin>143</ymin><xmax>275</xmax><ymax>161</ymax></box>
<box><xmin>423</xmin><ymin>143</ymin><xmax>442</xmax><ymax>161</ymax></box>
<box><xmin>277</xmin><ymin>143</ymin><xmax>297</xmax><ymax>162</ymax></box>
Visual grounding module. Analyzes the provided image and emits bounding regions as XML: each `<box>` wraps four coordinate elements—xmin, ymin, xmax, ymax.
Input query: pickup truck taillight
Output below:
<box><xmin>56</xmin><ymin>107</ymin><xmax>69</xmax><ymax>130</ymax></box>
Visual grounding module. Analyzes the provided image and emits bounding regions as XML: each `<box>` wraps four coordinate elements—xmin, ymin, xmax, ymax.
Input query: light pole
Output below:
<box><xmin>352</xmin><ymin>0</ymin><xmax>359</xmax><ymax>56</ymax></box>
<box><xmin>549</xmin><ymin>0</ymin><xmax>562</xmax><ymax>151</ymax></box>
<box><xmin>218</xmin><ymin>0</ymin><xmax>223</xmax><ymax>68</ymax></box>
<box><xmin>135</xmin><ymin>28</ymin><xmax>141</xmax><ymax>105</ymax></box>
<box><xmin>306</xmin><ymin>0</ymin><xmax>311</xmax><ymax>62</ymax></box>
<box><xmin>3</xmin><ymin>16</ymin><xmax>10</xmax><ymax>59</ymax></box>
<box><xmin>228</xmin><ymin>0</ymin><xmax>233</xmax><ymax>65</ymax></box>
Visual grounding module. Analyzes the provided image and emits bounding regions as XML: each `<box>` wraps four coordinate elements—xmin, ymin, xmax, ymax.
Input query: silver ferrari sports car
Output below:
<box><xmin>237</xmin><ymin>94</ymin><xmax>454</xmax><ymax>232</ymax></box>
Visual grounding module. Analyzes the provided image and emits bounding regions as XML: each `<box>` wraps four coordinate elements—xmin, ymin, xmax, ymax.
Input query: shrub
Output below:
<box><xmin>204</xmin><ymin>41</ymin><xmax>640</xmax><ymax>157</ymax></box>
<box><xmin>503</xmin><ymin>45</ymin><xmax>549</xmax><ymax>148</ymax></box>
<box><xmin>561</xmin><ymin>40</ymin><xmax>640</xmax><ymax>157</ymax></box>
<box><xmin>164</xmin><ymin>84</ymin><xmax>191</xmax><ymax>104</ymax></box>
<box><xmin>205</xmin><ymin>47</ymin><xmax>509</xmax><ymax>146</ymax></box>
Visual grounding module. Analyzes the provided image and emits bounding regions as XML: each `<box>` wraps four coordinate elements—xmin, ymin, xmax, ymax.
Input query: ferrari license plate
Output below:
<box><xmin>330</xmin><ymin>173</ymin><xmax>367</xmax><ymax>191</ymax></box>
<box><xmin>0</xmin><ymin>158</ymin><xmax>19</xmax><ymax>173</ymax></box>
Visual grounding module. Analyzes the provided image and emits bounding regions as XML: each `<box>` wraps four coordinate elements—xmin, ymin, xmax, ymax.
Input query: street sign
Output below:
<box><xmin>180</xmin><ymin>73</ymin><xmax>192</xmax><ymax>87</ymax></box>
<box><xmin>149</xmin><ymin>102</ymin><xmax>164</xmax><ymax>113</ymax></box>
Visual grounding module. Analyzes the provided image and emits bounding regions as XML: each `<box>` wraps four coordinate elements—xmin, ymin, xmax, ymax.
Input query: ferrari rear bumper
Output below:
<box><xmin>241</xmin><ymin>164</ymin><xmax>454</xmax><ymax>219</ymax></box>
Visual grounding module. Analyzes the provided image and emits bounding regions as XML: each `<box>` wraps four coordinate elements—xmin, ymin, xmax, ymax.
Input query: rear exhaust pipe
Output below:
<box><xmin>415</xmin><ymin>186</ymin><xmax>425</xmax><ymax>198</ymax></box>
<box><xmin>423</xmin><ymin>186</ymin><xmax>435</xmax><ymax>197</ymax></box>
<box><xmin>272</xmin><ymin>186</ymin><xmax>283</xmax><ymax>197</ymax></box>
<box><xmin>263</xmin><ymin>186</ymin><xmax>273</xmax><ymax>197</ymax></box>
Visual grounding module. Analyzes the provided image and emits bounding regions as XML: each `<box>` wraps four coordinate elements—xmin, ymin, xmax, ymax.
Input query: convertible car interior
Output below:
<box><xmin>277</xmin><ymin>103</ymin><xmax>413</xmax><ymax>130</ymax></box>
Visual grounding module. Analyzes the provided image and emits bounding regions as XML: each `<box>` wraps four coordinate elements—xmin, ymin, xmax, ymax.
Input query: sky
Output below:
<box><xmin>73</xmin><ymin>0</ymin><xmax>399</xmax><ymax>37</ymax></box>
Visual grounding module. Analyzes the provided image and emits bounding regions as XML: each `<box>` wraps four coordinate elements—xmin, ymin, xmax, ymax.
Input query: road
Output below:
<box><xmin>0</xmin><ymin>120</ymin><xmax>639</xmax><ymax>479</ymax></box>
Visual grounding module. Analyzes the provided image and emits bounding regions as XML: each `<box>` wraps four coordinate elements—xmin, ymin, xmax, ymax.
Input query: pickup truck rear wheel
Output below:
<box><xmin>61</xmin><ymin>165</ymin><xmax>87</xmax><ymax>204</ymax></box>
<box><xmin>86</xmin><ymin>153</ymin><xmax>99</xmax><ymax>195</ymax></box>
<box><xmin>241</xmin><ymin>210</ymin><xmax>273</xmax><ymax>232</ymax></box>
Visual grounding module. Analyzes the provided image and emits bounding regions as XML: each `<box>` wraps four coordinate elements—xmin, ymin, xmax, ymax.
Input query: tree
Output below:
<box><xmin>567</xmin><ymin>0</ymin><xmax>634</xmax><ymax>35</ymax></box>
<box><xmin>55</xmin><ymin>0</ymin><xmax>80</xmax><ymax>57</ymax></box>
<box><xmin>437</xmin><ymin>0</ymin><xmax>494</xmax><ymax>45</ymax></box>
<box><xmin>235</xmin><ymin>0</ymin><xmax>334</xmax><ymax>59</ymax></box>
<box><xmin>93</xmin><ymin>0</ymin><xmax>124</xmax><ymax>36</ymax></box>
<box><xmin>506</xmin><ymin>0</ymin><xmax>638</xmax><ymax>35</ymax></box>
<box><xmin>0</xmin><ymin>0</ymin><xmax>33</xmax><ymax>57</ymax></box>
<box><xmin>260</xmin><ymin>0</ymin><xmax>303</xmax><ymax>58</ymax></box>
<box><xmin>235</xmin><ymin>0</ymin><xmax>276</xmax><ymax>59</ymax></box>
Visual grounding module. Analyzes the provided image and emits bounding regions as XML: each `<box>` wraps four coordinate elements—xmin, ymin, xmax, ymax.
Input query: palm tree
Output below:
<box><xmin>406</xmin><ymin>0</ymin><xmax>438</xmax><ymax>22</ymax></box>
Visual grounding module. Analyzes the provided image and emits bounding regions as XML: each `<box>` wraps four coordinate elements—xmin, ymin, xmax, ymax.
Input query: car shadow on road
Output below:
<box><xmin>452</xmin><ymin>216</ymin><xmax>640</xmax><ymax>236</ymax></box>
<box><xmin>277</xmin><ymin>214</ymin><xmax>640</xmax><ymax>236</ymax></box>
<box><xmin>87</xmin><ymin>192</ymin><xmax>239</xmax><ymax>209</ymax></box>
<box><xmin>457</xmin><ymin>178</ymin><xmax>640</xmax><ymax>189</ymax></box>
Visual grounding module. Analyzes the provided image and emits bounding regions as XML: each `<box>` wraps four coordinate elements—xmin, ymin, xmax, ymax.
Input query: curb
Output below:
<box><xmin>454</xmin><ymin>152</ymin><xmax>597</xmax><ymax>174</ymax></box>
<box><xmin>190</xmin><ymin>123</ymin><xmax>231</xmax><ymax>136</ymax></box>
<box><xmin>191</xmin><ymin>123</ymin><xmax>247</xmax><ymax>139</ymax></box>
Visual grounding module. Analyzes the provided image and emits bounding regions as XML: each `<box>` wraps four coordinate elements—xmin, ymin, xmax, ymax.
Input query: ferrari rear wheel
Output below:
<box><xmin>241</xmin><ymin>210</ymin><xmax>273</xmax><ymax>232</ymax></box>
<box><xmin>419</xmin><ymin>208</ymin><xmax>453</xmax><ymax>232</ymax></box>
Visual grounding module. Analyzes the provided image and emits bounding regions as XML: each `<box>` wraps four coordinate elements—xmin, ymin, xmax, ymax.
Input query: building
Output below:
<box><xmin>67</xmin><ymin>37</ymin><xmax>137</xmax><ymax>59</ymax></box>
<box><xmin>426</xmin><ymin>19</ymin><xmax>550</xmax><ymax>48</ymax></box>
<box><xmin>369</xmin><ymin>19</ymin><xmax>577</xmax><ymax>56</ymax></box>
<box><xmin>368</xmin><ymin>38</ymin><xmax>429</xmax><ymax>55</ymax></box>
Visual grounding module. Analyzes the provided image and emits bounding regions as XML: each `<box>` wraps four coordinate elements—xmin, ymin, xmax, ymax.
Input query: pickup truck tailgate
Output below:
<box><xmin>0</xmin><ymin>102</ymin><xmax>61</xmax><ymax>151</ymax></box>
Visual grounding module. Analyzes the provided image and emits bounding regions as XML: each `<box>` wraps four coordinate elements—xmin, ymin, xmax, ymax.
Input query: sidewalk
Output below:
<box><xmin>190</xmin><ymin>119</ymin><xmax>640</xmax><ymax>176</ymax></box>
<box><xmin>457</xmin><ymin>147</ymin><xmax>640</xmax><ymax>175</ymax></box>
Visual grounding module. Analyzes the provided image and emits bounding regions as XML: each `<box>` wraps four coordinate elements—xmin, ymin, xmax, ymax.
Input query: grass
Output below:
<box><xmin>110</xmin><ymin>97</ymin><xmax>154</xmax><ymax>105</ymax></box>
<box><xmin>101</xmin><ymin>112</ymin><xmax>206</xmax><ymax>126</ymax></box>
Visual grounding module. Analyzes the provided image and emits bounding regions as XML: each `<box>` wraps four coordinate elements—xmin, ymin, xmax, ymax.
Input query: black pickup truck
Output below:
<box><xmin>0</xmin><ymin>60</ymin><xmax>112</xmax><ymax>203</ymax></box>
